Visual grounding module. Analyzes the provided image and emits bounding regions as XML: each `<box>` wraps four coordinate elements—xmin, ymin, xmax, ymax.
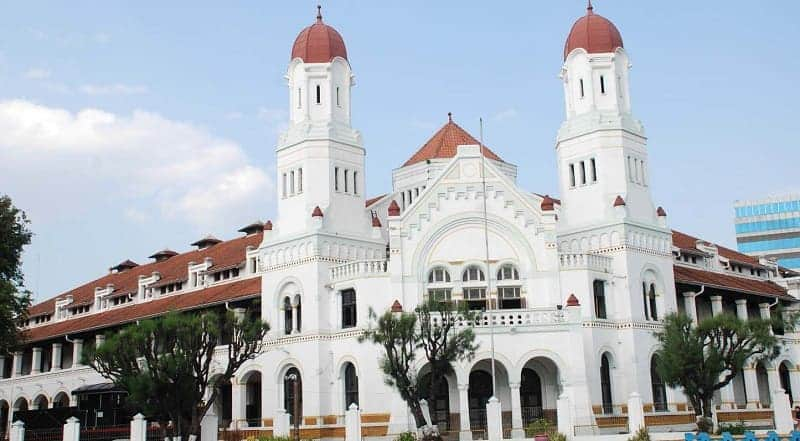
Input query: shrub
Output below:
<box><xmin>548</xmin><ymin>431</ymin><xmax>567</xmax><ymax>441</ymax></box>
<box><xmin>627</xmin><ymin>427</ymin><xmax>651</xmax><ymax>441</ymax></box>
<box><xmin>717</xmin><ymin>422</ymin><xmax>747</xmax><ymax>435</ymax></box>
<box><xmin>526</xmin><ymin>418</ymin><xmax>553</xmax><ymax>436</ymax></box>
<box><xmin>395</xmin><ymin>431</ymin><xmax>417</xmax><ymax>441</ymax></box>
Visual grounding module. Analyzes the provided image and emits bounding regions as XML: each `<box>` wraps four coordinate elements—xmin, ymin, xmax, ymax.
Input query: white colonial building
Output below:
<box><xmin>3</xmin><ymin>4</ymin><xmax>800</xmax><ymax>440</ymax></box>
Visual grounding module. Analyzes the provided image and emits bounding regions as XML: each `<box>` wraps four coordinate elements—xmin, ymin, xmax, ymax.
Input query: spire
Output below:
<box><xmin>587</xmin><ymin>0</ymin><xmax>594</xmax><ymax>14</ymax></box>
<box><xmin>316</xmin><ymin>4</ymin><xmax>323</xmax><ymax>22</ymax></box>
<box><xmin>448</xmin><ymin>112</ymin><xmax>453</xmax><ymax>123</ymax></box>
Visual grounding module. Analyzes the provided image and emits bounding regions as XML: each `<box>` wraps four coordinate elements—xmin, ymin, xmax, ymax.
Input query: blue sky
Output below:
<box><xmin>1</xmin><ymin>1</ymin><xmax>799</xmax><ymax>302</ymax></box>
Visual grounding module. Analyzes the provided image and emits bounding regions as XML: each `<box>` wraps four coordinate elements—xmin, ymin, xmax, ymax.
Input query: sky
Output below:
<box><xmin>1</xmin><ymin>1</ymin><xmax>799</xmax><ymax>303</ymax></box>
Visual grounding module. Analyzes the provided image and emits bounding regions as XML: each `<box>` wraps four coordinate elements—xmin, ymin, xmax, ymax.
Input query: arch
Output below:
<box><xmin>342</xmin><ymin>362</ymin><xmax>359</xmax><ymax>409</ymax></box>
<box><xmin>283</xmin><ymin>367</ymin><xmax>303</xmax><ymax>424</ymax></box>
<box><xmin>0</xmin><ymin>400</ymin><xmax>9</xmax><ymax>438</ymax></box>
<box><xmin>210</xmin><ymin>375</ymin><xmax>232</xmax><ymax>428</ymax></box>
<box><xmin>31</xmin><ymin>394</ymin><xmax>48</xmax><ymax>411</ymax></box>
<box><xmin>779</xmin><ymin>360</ymin><xmax>794</xmax><ymax>404</ymax></box>
<box><xmin>12</xmin><ymin>397</ymin><xmax>28</xmax><ymax>412</ymax></box>
<box><xmin>52</xmin><ymin>392</ymin><xmax>70</xmax><ymax>408</ymax></box>
<box><xmin>241</xmin><ymin>370</ymin><xmax>262</xmax><ymax>427</ymax></box>
<box><xmin>756</xmin><ymin>361</ymin><xmax>771</xmax><ymax>407</ymax></box>
<box><xmin>520</xmin><ymin>367</ymin><xmax>543</xmax><ymax>426</ymax></box>
<box><xmin>519</xmin><ymin>356</ymin><xmax>561</xmax><ymax>424</ymax></box>
<box><xmin>650</xmin><ymin>355</ymin><xmax>667</xmax><ymax>412</ymax></box>
<box><xmin>600</xmin><ymin>353</ymin><xmax>613</xmax><ymax>414</ymax></box>
<box><xmin>641</xmin><ymin>267</ymin><xmax>663</xmax><ymax>321</ymax></box>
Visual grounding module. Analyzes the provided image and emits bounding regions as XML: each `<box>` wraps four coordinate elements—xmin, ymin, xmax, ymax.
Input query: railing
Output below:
<box><xmin>23</xmin><ymin>427</ymin><xmax>62</xmax><ymax>441</ymax></box>
<box><xmin>522</xmin><ymin>407</ymin><xmax>557</xmax><ymax>428</ymax></box>
<box><xmin>431</xmin><ymin>308</ymin><xmax>568</xmax><ymax>330</ymax></box>
<box><xmin>559</xmin><ymin>253</ymin><xmax>613</xmax><ymax>273</ymax></box>
<box><xmin>329</xmin><ymin>259</ymin><xmax>388</xmax><ymax>283</ymax></box>
<box><xmin>80</xmin><ymin>425</ymin><xmax>130</xmax><ymax>441</ymax></box>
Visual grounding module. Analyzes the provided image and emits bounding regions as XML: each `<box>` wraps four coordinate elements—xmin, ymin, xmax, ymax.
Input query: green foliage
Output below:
<box><xmin>654</xmin><ymin>312</ymin><xmax>793</xmax><ymax>426</ymax></box>
<box><xmin>525</xmin><ymin>418</ymin><xmax>553</xmax><ymax>436</ymax></box>
<box><xmin>88</xmin><ymin>309</ymin><xmax>269</xmax><ymax>438</ymax></box>
<box><xmin>717</xmin><ymin>422</ymin><xmax>747</xmax><ymax>435</ymax></box>
<box><xmin>0</xmin><ymin>195</ymin><xmax>33</xmax><ymax>353</ymax></box>
<box><xmin>548</xmin><ymin>432</ymin><xmax>567</xmax><ymax>441</ymax></box>
<box><xmin>627</xmin><ymin>427</ymin><xmax>651</xmax><ymax>441</ymax></box>
<box><xmin>253</xmin><ymin>436</ymin><xmax>293</xmax><ymax>441</ymax></box>
<box><xmin>359</xmin><ymin>299</ymin><xmax>478</xmax><ymax>430</ymax></box>
<box><xmin>395</xmin><ymin>432</ymin><xmax>417</xmax><ymax>441</ymax></box>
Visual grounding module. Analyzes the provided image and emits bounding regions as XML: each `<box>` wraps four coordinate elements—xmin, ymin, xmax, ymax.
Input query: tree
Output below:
<box><xmin>88</xmin><ymin>309</ymin><xmax>269</xmax><ymax>440</ymax></box>
<box><xmin>0</xmin><ymin>195</ymin><xmax>33</xmax><ymax>353</ymax></box>
<box><xmin>360</xmin><ymin>299</ymin><xmax>478</xmax><ymax>438</ymax></box>
<box><xmin>654</xmin><ymin>311</ymin><xmax>794</xmax><ymax>431</ymax></box>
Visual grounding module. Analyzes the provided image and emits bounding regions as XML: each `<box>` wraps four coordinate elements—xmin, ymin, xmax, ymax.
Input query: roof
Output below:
<box><xmin>25</xmin><ymin>277</ymin><xmax>261</xmax><ymax>343</ymax></box>
<box><xmin>564</xmin><ymin>2</ymin><xmax>624</xmax><ymax>60</ymax></box>
<box><xmin>672</xmin><ymin>230</ymin><xmax>763</xmax><ymax>267</ymax></box>
<box><xmin>27</xmin><ymin>232</ymin><xmax>263</xmax><ymax>319</ymax></box>
<box><xmin>365</xmin><ymin>194</ymin><xmax>387</xmax><ymax>208</ymax></box>
<box><xmin>403</xmin><ymin>114</ymin><xmax>503</xmax><ymax>167</ymax></box>
<box><xmin>291</xmin><ymin>6</ymin><xmax>348</xmax><ymax>63</ymax></box>
<box><xmin>673</xmin><ymin>265</ymin><xmax>792</xmax><ymax>301</ymax></box>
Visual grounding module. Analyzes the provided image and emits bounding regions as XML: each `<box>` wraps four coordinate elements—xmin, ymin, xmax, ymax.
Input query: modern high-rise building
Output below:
<box><xmin>735</xmin><ymin>194</ymin><xmax>800</xmax><ymax>270</ymax></box>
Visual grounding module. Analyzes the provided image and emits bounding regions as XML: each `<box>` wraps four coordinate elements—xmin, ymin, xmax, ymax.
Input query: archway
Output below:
<box><xmin>520</xmin><ymin>356</ymin><xmax>560</xmax><ymax>425</ymax></box>
<box><xmin>650</xmin><ymin>355</ymin><xmax>667</xmax><ymax>412</ymax></box>
<box><xmin>241</xmin><ymin>371</ymin><xmax>262</xmax><ymax>427</ymax></box>
<box><xmin>468</xmin><ymin>359</ymin><xmax>511</xmax><ymax>436</ymax></box>
<box><xmin>0</xmin><ymin>400</ymin><xmax>9</xmax><ymax>439</ymax></box>
<box><xmin>53</xmin><ymin>392</ymin><xmax>70</xmax><ymax>408</ymax></box>
<box><xmin>756</xmin><ymin>363</ymin><xmax>771</xmax><ymax>407</ymax></box>
<box><xmin>32</xmin><ymin>394</ymin><xmax>48</xmax><ymax>410</ymax></box>
<box><xmin>779</xmin><ymin>361</ymin><xmax>793</xmax><ymax>404</ymax></box>
<box><xmin>12</xmin><ymin>397</ymin><xmax>27</xmax><ymax>423</ymax></box>
<box><xmin>213</xmin><ymin>377</ymin><xmax>232</xmax><ymax>428</ymax></box>
<box><xmin>342</xmin><ymin>362</ymin><xmax>359</xmax><ymax>409</ymax></box>
<box><xmin>419</xmin><ymin>371</ymin><xmax>451</xmax><ymax>431</ymax></box>
<box><xmin>284</xmin><ymin>367</ymin><xmax>302</xmax><ymax>424</ymax></box>
<box><xmin>600</xmin><ymin>353</ymin><xmax>613</xmax><ymax>414</ymax></box>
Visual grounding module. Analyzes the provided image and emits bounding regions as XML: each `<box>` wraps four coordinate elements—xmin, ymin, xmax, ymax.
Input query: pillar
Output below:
<box><xmin>291</xmin><ymin>305</ymin><xmax>299</xmax><ymax>334</ymax></box>
<box><xmin>233</xmin><ymin>308</ymin><xmax>246</xmax><ymax>322</ymax></box>
<box><xmin>767</xmin><ymin>367</ymin><xmax>781</xmax><ymax>396</ymax></box>
<box><xmin>231</xmin><ymin>380</ymin><xmax>243</xmax><ymax>429</ymax></box>
<box><xmin>743</xmin><ymin>366</ymin><xmax>760</xmax><ymax>409</ymax></box>
<box><xmin>735</xmin><ymin>299</ymin><xmax>748</xmax><ymax>320</ymax></box>
<box><xmin>10</xmin><ymin>420</ymin><xmax>24</xmax><ymax>441</ymax></box>
<box><xmin>683</xmin><ymin>292</ymin><xmax>697</xmax><ymax>325</ymax></box>
<box><xmin>710</xmin><ymin>295</ymin><xmax>723</xmax><ymax>316</ymax></box>
<box><xmin>509</xmin><ymin>382</ymin><xmax>524</xmax><ymax>439</ymax></box>
<box><xmin>759</xmin><ymin>303</ymin><xmax>771</xmax><ymax>320</ymax></box>
<box><xmin>273</xmin><ymin>409</ymin><xmax>289</xmax><ymax>437</ymax></box>
<box><xmin>458</xmin><ymin>384</ymin><xmax>472</xmax><ymax>441</ymax></box>
<box><xmin>0</xmin><ymin>356</ymin><xmax>5</xmax><ymax>379</ymax></box>
<box><xmin>627</xmin><ymin>392</ymin><xmax>645</xmax><ymax>434</ymax></box>
<box><xmin>486</xmin><ymin>397</ymin><xmax>502</xmax><ymax>441</ymax></box>
<box><xmin>31</xmin><ymin>347</ymin><xmax>42</xmax><ymax>375</ymax></box>
<box><xmin>709</xmin><ymin>297</ymin><xmax>734</xmax><ymax>408</ymax></box>
<box><xmin>95</xmin><ymin>334</ymin><xmax>105</xmax><ymax>348</ymax></box>
<box><xmin>345</xmin><ymin>403</ymin><xmax>361</xmax><ymax>441</ymax></box>
<box><xmin>556</xmin><ymin>393</ymin><xmax>572</xmax><ymax>440</ymax></box>
<box><xmin>789</xmin><ymin>368</ymin><xmax>800</xmax><ymax>406</ymax></box>
<box><xmin>201</xmin><ymin>406</ymin><xmax>218</xmax><ymax>441</ymax></box>
<box><xmin>72</xmin><ymin>339</ymin><xmax>84</xmax><ymax>368</ymax></box>
<box><xmin>771</xmin><ymin>389</ymin><xmax>794</xmax><ymax>434</ymax></box>
<box><xmin>63</xmin><ymin>416</ymin><xmax>80</xmax><ymax>441</ymax></box>
<box><xmin>51</xmin><ymin>343</ymin><xmax>62</xmax><ymax>371</ymax></box>
<box><xmin>11</xmin><ymin>352</ymin><xmax>22</xmax><ymax>377</ymax></box>
<box><xmin>130</xmin><ymin>413</ymin><xmax>147</xmax><ymax>441</ymax></box>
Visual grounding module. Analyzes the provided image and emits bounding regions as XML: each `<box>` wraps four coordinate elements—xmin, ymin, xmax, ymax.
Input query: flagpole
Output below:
<box><xmin>479</xmin><ymin>117</ymin><xmax>497</xmax><ymax>398</ymax></box>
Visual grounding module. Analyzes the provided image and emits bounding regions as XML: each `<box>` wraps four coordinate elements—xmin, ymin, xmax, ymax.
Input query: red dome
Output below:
<box><xmin>291</xmin><ymin>6</ymin><xmax>348</xmax><ymax>63</ymax></box>
<box><xmin>563</xmin><ymin>2</ymin><xmax>623</xmax><ymax>60</ymax></box>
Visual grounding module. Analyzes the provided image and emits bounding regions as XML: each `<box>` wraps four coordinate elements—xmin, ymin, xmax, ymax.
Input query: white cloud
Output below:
<box><xmin>24</xmin><ymin>68</ymin><xmax>51</xmax><ymax>80</ymax></box>
<box><xmin>0</xmin><ymin>99</ymin><xmax>273</xmax><ymax>230</ymax></box>
<box><xmin>492</xmin><ymin>108</ymin><xmax>518</xmax><ymax>122</ymax></box>
<box><xmin>80</xmin><ymin>83</ymin><xmax>149</xmax><ymax>96</ymax></box>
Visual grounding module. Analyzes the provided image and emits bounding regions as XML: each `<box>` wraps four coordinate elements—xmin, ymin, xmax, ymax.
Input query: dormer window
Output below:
<box><xmin>212</xmin><ymin>267</ymin><xmax>240</xmax><ymax>282</ymax></box>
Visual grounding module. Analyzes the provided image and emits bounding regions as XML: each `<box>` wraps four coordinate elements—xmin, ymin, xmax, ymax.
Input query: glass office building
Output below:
<box><xmin>734</xmin><ymin>195</ymin><xmax>800</xmax><ymax>269</ymax></box>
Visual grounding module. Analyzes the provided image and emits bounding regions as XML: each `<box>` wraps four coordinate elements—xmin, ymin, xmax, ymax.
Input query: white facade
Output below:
<box><xmin>3</xmin><ymin>7</ymin><xmax>800</xmax><ymax>441</ymax></box>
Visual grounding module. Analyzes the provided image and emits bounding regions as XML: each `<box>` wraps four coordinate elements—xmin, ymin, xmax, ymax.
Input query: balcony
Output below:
<box><xmin>329</xmin><ymin>259</ymin><xmax>388</xmax><ymax>283</ymax></box>
<box><xmin>559</xmin><ymin>253</ymin><xmax>613</xmax><ymax>273</ymax></box>
<box><xmin>430</xmin><ymin>307</ymin><xmax>572</xmax><ymax>332</ymax></box>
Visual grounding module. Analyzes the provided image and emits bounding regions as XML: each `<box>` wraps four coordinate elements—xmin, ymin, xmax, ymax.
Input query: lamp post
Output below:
<box><xmin>285</xmin><ymin>372</ymin><xmax>300</xmax><ymax>441</ymax></box>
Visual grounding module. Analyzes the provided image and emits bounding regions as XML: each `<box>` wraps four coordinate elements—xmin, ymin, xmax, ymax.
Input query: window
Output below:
<box><xmin>579</xmin><ymin>78</ymin><xmax>585</xmax><ymax>98</ymax></box>
<box><xmin>290</xmin><ymin>170</ymin><xmax>295</xmax><ymax>195</ymax></box>
<box><xmin>315</xmin><ymin>85</ymin><xmax>321</xmax><ymax>104</ymax></box>
<box><xmin>650</xmin><ymin>355</ymin><xmax>668</xmax><ymax>412</ymax></box>
<box><xmin>353</xmin><ymin>171</ymin><xmax>358</xmax><ymax>195</ymax></box>
<box><xmin>463</xmin><ymin>266</ymin><xmax>485</xmax><ymax>282</ymax></box>
<box><xmin>334</xmin><ymin>167</ymin><xmax>339</xmax><ymax>191</ymax></box>
<box><xmin>627</xmin><ymin>156</ymin><xmax>634</xmax><ymax>183</ymax></box>
<box><xmin>569</xmin><ymin>164</ymin><xmax>576</xmax><ymax>187</ymax></box>
<box><xmin>648</xmin><ymin>283</ymin><xmax>658</xmax><ymax>321</ymax></box>
<box><xmin>590</xmin><ymin>158</ymin><xmax>597</xmax><ymax>182</ymax></box>
<box><xmin>283</xmin><ymin>297</ymin><xmax>293</xmax><ymax>335</ymax></box>
<box><xmin>642</xmin><ymin>282</ymin><xmax>649</xmax><ymax>320</ymax></box>
<box><xmin>428</xmin><ymin>288</ymin><xmax>452</xmax><ymax>302</ymax></box>
<box><xmin>428</xmin><ymin>267</ymin><xmax>452</xmax><ymax>303</ymax></box>
<box><xmin>497</xmin><ymin>264</ymin><xmax>521</xmax><ymax>309</ymax></box>
<box><xmin>297</xmin><ymin>168</ymin><xmax>303</xmax><ymax>193</ymax></box>
<box><xmin>429</xmin><ymin>268</ymin><xmax>451</xmax><ymax>283</ymax></box>
<box><xmin>641</xmin><ymin>160</ymin><xmax>647</xmax><ymax>185</ymax></box>
<box><xmin>336</xmin><ymin>87</ymin><xmax>340</xmax><ymax>107</ymax></box>
<box><xmin>600</xmin><ymin>354</ymin><xmax>613</xmax><ymax>414</ymax></box>
<box><xmin>283</xmin><ymin>367</ymin><xmax>303</xmax><ymax>424</ymax></box>
<box><xmin>344</xmin><ymin>169</ymin><xmax>349</xmax><ymax>193</ymax></box>
<box><xmin>600</xmin><ymin>75</ymin><xmax>606</xmax><ymax>94</ymax></box>
<box><xmin>341</xmin><ymin>289</ymin><xmax>356</xmax><ymax>328</ymax></box>
<box><xmin>497</xmin><ymin>265</ymin><xmax>519</xmax><ymax>281</ymax></box>
<box><xmin>593</xmin><ymin>280</ymin><xmax>607</xmax><ymax>319</ymax></box>
<box><xmin>463</xmin><ymin>266</ymin><xmax>487</xmax><ymax>310</ymax></box>
<box><xmin>297</xmin><ymin>88</ymin><xmax>302</xmax><ymax>108</ymax></box>
<box><xmin>344</xmin><ymin>363</ymin><xmax>359</xmax><ymax>408</ymax></box>
<box><xmin>282</xmin><ymin>173</ymin><xmax>287</xmax><ymax>198</ymax></box>
<box><xmin>579</xmin><ymin>161</ymin><xmax>586</xmax><ymax>185</ymax></box>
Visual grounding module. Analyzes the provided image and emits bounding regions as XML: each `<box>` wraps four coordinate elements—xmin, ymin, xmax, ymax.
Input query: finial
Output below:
<box><xmin>316</xmin><ymin>5</ymin><xmax>323</xmax><ymax>22</ymax></box>
<box><xmin>587</xmin><ymin>0</ymin><xmax>594</xmax><ymax>14</ymax></box>
<box><xmin>447</xmin><ymin>112</ymin><xmax>452</xmax><ymax>122</ymax></box>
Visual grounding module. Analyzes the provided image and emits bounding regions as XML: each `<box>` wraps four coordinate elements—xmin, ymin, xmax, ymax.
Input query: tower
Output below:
<box><xmin>556</xmin><ymin>2</ymin><xmax>655</xmax><ymax>229</ymax></box>
<box><xmin>276</xmin><ymin>6</ymin><xmax>369</xmax><ymax>237</ymax></box>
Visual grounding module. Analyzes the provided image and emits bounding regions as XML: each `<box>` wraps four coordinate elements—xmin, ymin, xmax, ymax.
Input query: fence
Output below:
<box><xmin>23</xmin><ymin>427</ymin><xmax>62</xmax><ymax>441</ymax></box>
<box><xmin>79</xmin><ymin>425</ymin><xmax>130</xmax><ymax>441</ymax></box>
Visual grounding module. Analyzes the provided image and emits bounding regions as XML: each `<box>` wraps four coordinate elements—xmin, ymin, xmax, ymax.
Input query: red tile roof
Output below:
<box><xmin>672</xmin><ymin>230</ymin><xmax>762</xmax><ymax>267</ymax></box>
<box><xmin>365</xmin><ymin>194</ymin><xmax>386</xmax><ymax>208</ymax></box>
<box><xmin>291</xmin><ymin>7</ymin><xmax>348</xmax><ymax>63</ymax></box>
<box><xmin>25</xmin><ymin>277</ymin><xmax>261</xmax><ymax>343</ymax></box>
<box><xmin>564</xmin><ymin>3</ymin><xmax>623</xmax><ymax>60</ymax></box>
<box><xmin>403</xmin><ymin>114</ymin><xmax>503</xmax><ymax>167</ymax></box>
<box><xmin>673</xmin><ymin>265</ymin><xmax>792</xmax><ymax>300</ymax></box>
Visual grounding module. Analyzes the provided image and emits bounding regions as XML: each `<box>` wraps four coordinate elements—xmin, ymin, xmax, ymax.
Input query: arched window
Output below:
<box><xmin>289</xmin><ymin>170</ymin><xmax>295</xmax><ymax>195</ymax></box>
<box><xmin>497</xmin><ymin>264</ymin><xmax>521</xmax><ymax>309</ymax></box>
<box><xmin>295</xmin><ymin>295</ymin><xmax>302</xmax><ymax>333</ymax></box>
<box><xmin>650</xmin><ymin>355</ymin><xmax>667</xmax><ymax>412</ymax></box>
<box><xmin>648</xmin><ymin>283</ymin><xmax>658</xmax><ymax>321</ymax></box>
<box><xmin>283</xmin><ymin>297</ymin><xmax>293</xmax><ymax>335</ymax></box>
<box><xmin>284</xmin><ymin>367</ymin><xmax>303</xmax><ymax>424</ymax></box>
<box><xmin>593</xmin><ymin>280</ymin><xmax>607</xmax><ymax>319</ymax></box>
<box><xmin>462</xmin><ymin>266</ymin><xmax>487</xmax><ymax>311</ymax></box>
<box><xmin>427</xmin><ymin>267</ymin><xmax>452</xmax><ymax>302</ymax></box>
<box><xmin>344</xmin><ymin>363</ymin><xmax>359</xmax><ymax>408</ymax></box>
<box><xmin>780</xmin><ymin>362</ymin><xmax>793</xmax><ymax>404</ymax></box>
<box><xmin>600</xmin><ymin>354</ymin><xmax>613</xmax><ymax>414</ymax></box>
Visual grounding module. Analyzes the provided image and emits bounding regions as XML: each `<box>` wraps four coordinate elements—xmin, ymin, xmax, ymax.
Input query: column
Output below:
<box><xmin>231</xmin><ymin>379</ymin><xmax>243</xmax><ymax>429</ymax></box>
<box><xmin>31</xmin><ymin>347</ymin><xmax>42</xmax><ymax>375</ymax></box>
<box><xmin>458</xmin><ymin>384</ymin><xmax>472</xmax><ymax>441</ymax></box>
<box><xmin>509</xmin><ymin>382</ymin><xmax>524</xmax><ymax>439</ymax></box>
<box><xmin>735</xmin><ymin>299</ymin><xmax>748</xmax><ymax>320</ymax></box>
<box><xmin>12</xmin><ymin>352</ymin><xmax>22</xmax><ymax>377</ymax></box>
<box><xmin>683</xmin><ymin>292</ymin><xmax>697</xmax><ymax>325</ymax></box>
<box><xmin>72</xmin><ymin>339</ymin><xmax>83</xmax><ymax>367</ymax></box>
<box><xmin>51</xmin><ymin>343</ymin><xmax>63</xmax><ymax>371</ymax></box>
<box><xmin>759</xmin><ymin>303</ymin><xmax>771</xmax><ymax>320</ymax></box>
<box><xmin>0</xmin><ymin>355</ymin><xmax>5</xmax><ymax>379</ymax></box>
<box><xmin>767</xmin><ymin>367</ymin><xmax>781</xmax><ymax>394</ymax></box>
<box><xmin>743</xmin><ymin>366</ymin><xmax>760</xmax><ymax>409</ymax></box>
<box><xmin>291</xmin><ymin>305</ymin><xmax>299</xmax><ymax>334</ymax></box>
<box><xmin>710</xmin><ymin>296</ymin><xmax>734</xmax><ymax>408</ymax></box>
<box><xmin>789</xmin><ymin>367</ymin><xmax>800</xmax><ymax>406</ymax></box>
<box><xmin>95</xmin><ymin>334</ymin><xmax>105</xmax><ymax>348</ymax></box>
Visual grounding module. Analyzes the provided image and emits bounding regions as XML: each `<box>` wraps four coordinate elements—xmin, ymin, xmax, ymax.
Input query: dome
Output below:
<box><xmin>291</xmin><ymin>6</ymin><xmax>348</xmax><ymax>63</ymax></box>
<box><xmin>563</xmin><ymin>2</ymin><xmax>623</xmax><ymax>60</ymax></box>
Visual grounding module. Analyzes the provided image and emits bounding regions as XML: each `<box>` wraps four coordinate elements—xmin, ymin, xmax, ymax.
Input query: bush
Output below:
<box><xmin>717</xmin><ymin>422</ymin><xmax>747</xmax><ymax>435</ymax></box>
<box><xmin>548</xmin><ymin>432</ymin><xmax>567</xmax><ymax>441</ymax></box>
<box><xmin>395</xmin><ymin>431</ymin><xmax>417</xmax><ymax>441</ymax></box>
<box><xmin>627</xmin><ymin>427</ymin><xmax>651</xmax><ymax>441</ymax></box>
<box><xmin>526</xmin><ymin>418</ymin><xmax>553</xmax><ymax>436</ymax></box>
<box><xmin>255</xmin><ymin>437</ymin><xmax>292</xmax><ymax>441</ymax></box>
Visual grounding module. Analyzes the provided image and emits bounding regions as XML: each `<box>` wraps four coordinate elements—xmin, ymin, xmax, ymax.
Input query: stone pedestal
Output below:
<box><xmin>486</xmin><ymin>397</ymin><xmax>502</xmax><ymax>441</ymax></box>
<box><xmin>345</xmin><ymin>403</ymin><xmax>361</xmax><ymax>441</ymax></box>
<box><xmin>627</xmin><ymin>392</ymin><xmax>645</xmax><ymax>434</ymax></box>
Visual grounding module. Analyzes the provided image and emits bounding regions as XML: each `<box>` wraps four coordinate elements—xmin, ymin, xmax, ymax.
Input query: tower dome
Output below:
<box><xmin>563</xmin><ymin>1</ymin><xmax>623</xmax><ymax>60</ymax></box>
<box><xmin>291</xmin><ymin>6</ymin><xmax>348</xmax><ymax>63</ymax></box>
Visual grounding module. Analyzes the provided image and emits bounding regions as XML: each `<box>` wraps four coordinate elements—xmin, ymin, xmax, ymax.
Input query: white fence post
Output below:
<box><xmin>772</xmin><ymin>389</ymin><xmax>794</xmax><ymax>434</ymax></box>
<box><xmin>419</xmin><ymin>399</ymin><xmax>432</xmax><ymax>427</ymax></box>
<box><xmin>627</xmin><ymin>392</ymin><xmax>645</xmax><ymax>434</ymax></box>
<box><xmin>486</xmin><ymin>397</ymin><xmax>502</xmax><ymax>441</ymax></box>
<box><xmin>130</xmin><ymin>413</ymin><xmax>146</xmax><ymax>441</ymax></box>
<box><xmin>273</xmin><ymin>409</ymin><xmax>289</xmax><ymax>437</ymax></box>
<box><xmin>556</xmin><ymin>393</ymin><xmax>572</xmax><ymax>440</ymax></box>
<box><xmin>201</xmin><ymin>406</ymin><xmax>218</xmax><ymax>441</ymax></box>
<box><xmin>63</xmin><ymin>416</ymin><xmax>80</xmax><ymax>441</ymax></box>
<box><xmin>10</xmin><ymin>420</ymin><xmax>24</xmax><ymax>441</ymax></box>
<box><xmin>345</xmin><ymin>403</ymin><xmax>362</xmax><ymax>441</ymax></box>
